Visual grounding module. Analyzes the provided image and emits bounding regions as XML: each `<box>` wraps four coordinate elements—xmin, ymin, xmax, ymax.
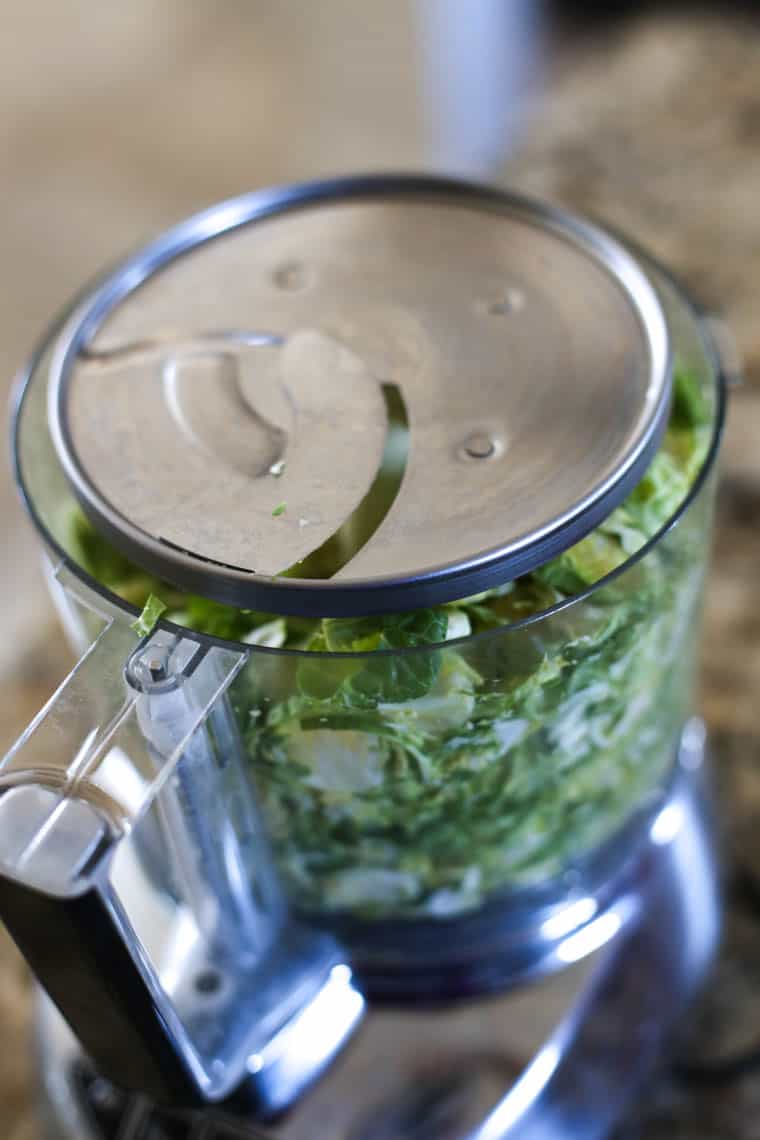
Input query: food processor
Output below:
<box><xmin>0</xmin><ymin>176</ymin><xmax>728</xmax><ymax>1139</ymax></box>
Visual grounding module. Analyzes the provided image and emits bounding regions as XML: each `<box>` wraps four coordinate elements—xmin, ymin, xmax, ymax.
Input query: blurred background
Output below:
<box><xmin>1</xmin><ymin>2</ymin><xmax>760</xmax><ymax>1136</ymax></box>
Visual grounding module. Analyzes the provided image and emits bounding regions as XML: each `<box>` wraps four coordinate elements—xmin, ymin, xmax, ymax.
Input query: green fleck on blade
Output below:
<box><xmin>272</xmin><ymin>502</ymin><xmax>287</xmax><ymax>517</ymax></box>
<box><xmin>130</xmin><ymin>593</ymin><xmax>167</xmax><ymax>637</ymax></box>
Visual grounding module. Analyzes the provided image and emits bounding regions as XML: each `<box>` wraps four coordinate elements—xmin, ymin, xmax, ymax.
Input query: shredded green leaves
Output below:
<box><xmin>72</xmin><ymin>366</ymin><xmax>714</xmax><ymax>918</ymax></box>
<box><xmin>130</xmin><ymin>593</ymin><xmax>167</xmax><ymax>637</ymax></box>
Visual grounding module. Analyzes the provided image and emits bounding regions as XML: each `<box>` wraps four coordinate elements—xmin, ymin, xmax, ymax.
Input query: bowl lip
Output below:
<box><xmin>11</xmin><ymin>188</ymin><xmax>727</xmax><ymax>662</ymax></box>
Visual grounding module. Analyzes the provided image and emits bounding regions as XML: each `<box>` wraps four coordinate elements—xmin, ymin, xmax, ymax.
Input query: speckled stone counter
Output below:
<box><xmin>512</xmin><ymin>11</ymin><xmax>760</xmax><ymax>1135</ymax></box>
<box><xmin>2</xmin><ymin>5</ymin><xmax>760</xmax><ymax>1138</ymax></box>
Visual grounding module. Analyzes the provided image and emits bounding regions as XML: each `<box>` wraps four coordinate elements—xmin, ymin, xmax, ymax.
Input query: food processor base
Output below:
<box><xmin>35</xmin><ymin>725</ymin><xmax>719</xmax><ymax>1140</ymax></box>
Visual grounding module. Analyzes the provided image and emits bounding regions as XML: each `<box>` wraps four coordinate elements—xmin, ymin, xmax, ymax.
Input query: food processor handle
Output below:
<box><xmin>0</xmin><ymin>602</ymin><xmax>363</xmax><ymax>1110</ymax></box>
<box><xmin>0</xmin><ymin>860</ymin><xmax>202</xmax><ymax>1100</ymax></box>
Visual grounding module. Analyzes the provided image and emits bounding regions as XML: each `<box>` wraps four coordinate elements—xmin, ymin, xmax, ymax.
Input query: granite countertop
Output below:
<box><xmin>2</xmin><ymin>5</ymin><xmax>760</xmax><ymax>1138</ymax></box>
<box><xmin>506</xmin><ymin>13</ymin><xmax>760</xmax><ymax>1135</ymax></box>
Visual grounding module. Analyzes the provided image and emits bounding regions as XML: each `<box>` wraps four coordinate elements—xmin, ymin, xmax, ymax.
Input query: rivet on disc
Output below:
<box><xmin>463</xmin><ymin>432</ymin><xmax>496</xmax><ymax>459</ymax></box>
<box><xmin>272</xmin><ymin>261</ymin><xmax>308</xmax><ymax>291</ymax></box>
<box><xmin>486</xmin><ymin>288</ymin><xmax>525</xmax><ymax>316</ymax></box>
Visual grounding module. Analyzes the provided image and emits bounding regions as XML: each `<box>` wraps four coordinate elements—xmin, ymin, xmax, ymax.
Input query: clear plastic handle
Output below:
<box><xmin>0</xmin><ymin>572</ymin><xmax>363</xmax><ymax>1110</ymax></box>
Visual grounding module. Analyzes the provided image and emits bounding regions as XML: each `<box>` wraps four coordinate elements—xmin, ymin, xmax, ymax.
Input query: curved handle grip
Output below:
<box><xmin>0</xmin><ymin>590</ymin><xmax>363</xmax><ymax>1110</ymax></box>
